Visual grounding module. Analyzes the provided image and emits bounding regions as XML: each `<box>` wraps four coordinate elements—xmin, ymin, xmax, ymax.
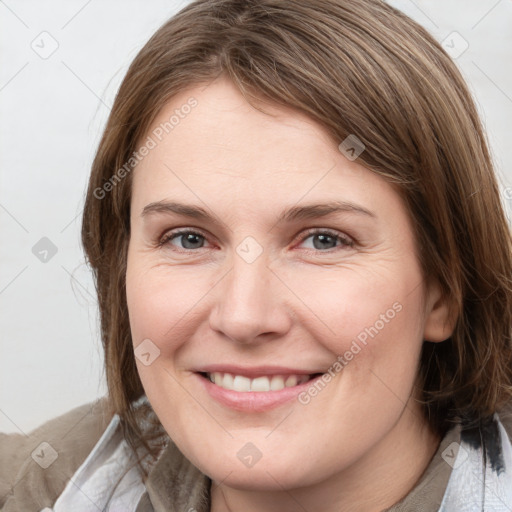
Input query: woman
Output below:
<box><xmin>2</xmin><ymin>0</ymin><xmax>512</xmax><ymax>510</ymax></box>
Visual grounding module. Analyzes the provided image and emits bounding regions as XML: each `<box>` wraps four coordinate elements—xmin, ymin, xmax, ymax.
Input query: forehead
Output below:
<box><xmin>130</xmin><ymin>77</ymin><xmax>402</xmax><ymax>223</ymax></box>
<box><xmin>141</xmin><ymin>79</ymin><xmax>337</xmax><ymax>169</ymax></box>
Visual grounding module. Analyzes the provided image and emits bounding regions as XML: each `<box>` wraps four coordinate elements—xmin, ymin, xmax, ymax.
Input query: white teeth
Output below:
<box><xmin>223</xmin><ymin>372</ymin><xmax>234</xmax><ymax>388</ymax></box>
<box><xmin>233</xmin><ymin>375</ymin><xmax>251</xmax><ymax>392</ymax></box>
<box><xmin>251</xmin><ymin>376</ymin><xmax>270</xmax><ymax>392</ymax></box>
<box><xmin>270</xmin><ymin>376</ymin><xmax>285</xmax><ymax>390</ymax></box>
<box><xmin>206</xmin><ymin>372</ymin><xmax>311</xmax><ymax>392</ymax></box>
<box><xmin>285</xmin><ymin>375</ymin><xmax>298</xmax><ymax>387</ymax></box>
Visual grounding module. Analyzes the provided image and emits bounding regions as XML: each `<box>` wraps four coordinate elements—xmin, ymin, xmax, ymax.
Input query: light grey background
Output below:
<box><xmin>1</xmin><ymin>0</ymin><xmax>511</xmax><ymax>434</ymax></box>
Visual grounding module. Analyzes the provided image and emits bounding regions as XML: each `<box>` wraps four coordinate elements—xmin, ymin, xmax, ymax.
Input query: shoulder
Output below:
<box><xmin>0</xmin><ymin>396</ymin><xmax>113</xmax><ymax>512</ymax></box>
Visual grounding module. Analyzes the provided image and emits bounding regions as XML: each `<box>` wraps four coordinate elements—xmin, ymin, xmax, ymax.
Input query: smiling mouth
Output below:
<box><xmin>200</xmin><ymin>372</ymin><xmax>322</xmax><ymax>392</ymax></box>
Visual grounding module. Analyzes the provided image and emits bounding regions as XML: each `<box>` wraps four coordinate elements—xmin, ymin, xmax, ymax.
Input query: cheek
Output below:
<box><xmin>288</xmin><ymin>264</ymin><xmax>424</xmax><ymax>351</ymax></box>
<box><xmin>289</xmin><ymin>265</ymin><xmax>426</xmax><ymax>409</ymax></box>
<box><xmin>126</xmin><ymin>261</ymin><xmax>211</xmax><ymax>355</ymax></box>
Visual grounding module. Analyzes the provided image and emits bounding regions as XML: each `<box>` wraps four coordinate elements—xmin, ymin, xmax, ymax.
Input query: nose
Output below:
<box><xmin>208</xmin><ymin>250</ymin><xmax>292</xmax><ymax>344</ymax></box>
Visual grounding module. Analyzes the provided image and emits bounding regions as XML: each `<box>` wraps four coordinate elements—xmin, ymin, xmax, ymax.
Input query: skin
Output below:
<box><xmin>125</xmin><ymin>76</ymin><xmax>456</xmax><ymax>512</ymax></box>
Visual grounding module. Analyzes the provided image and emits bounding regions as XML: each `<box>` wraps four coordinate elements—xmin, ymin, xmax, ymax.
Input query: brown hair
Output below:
<box><xmin>81</xmin><ymin>0</ymin><xmax>512</xmax><ymax>474</ymax></box>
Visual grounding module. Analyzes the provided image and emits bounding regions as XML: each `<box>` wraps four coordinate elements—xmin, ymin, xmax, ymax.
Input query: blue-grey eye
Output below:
<box><xmin>300</xmin><ymin>231</ymin><xmax>353</xmax><ymax>251</ymax></box>
<box><xmin>310</xmin><ymin>233</ymin><xmax>338</xmax><ymax>250</ymax></box>
<box><xmin>160</xmin><ymin>230</ymin><xmax>208</xmax><ymax>250</ymax></box>
<box><xmin>174</xmin><ymin>232</ymin><xmax>205</xmax><ymax>249</ymax></box>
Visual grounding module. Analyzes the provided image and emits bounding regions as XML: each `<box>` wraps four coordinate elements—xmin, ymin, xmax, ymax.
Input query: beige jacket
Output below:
<box><xmin>1</xmin><ymin>396</ymin><xmax>512</xmax><ymax>511</ymax></box>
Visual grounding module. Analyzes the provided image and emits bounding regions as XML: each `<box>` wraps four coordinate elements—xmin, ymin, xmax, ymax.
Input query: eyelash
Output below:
<box><xmin>157</xmin><ymin>227</ymin><xmax>355</xmax><ymax>253</ymax></box>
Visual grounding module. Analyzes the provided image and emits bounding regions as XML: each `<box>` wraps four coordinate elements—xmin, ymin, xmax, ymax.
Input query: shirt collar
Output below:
<box><xmin>144</xmin><ymin>439</ymin><xmax>211</xmax><ymax>512</ymax></box>
<box><xmin>129</xmin><ymin>396</ymin><xmax>512</xmax><ymax>511</ymax></box>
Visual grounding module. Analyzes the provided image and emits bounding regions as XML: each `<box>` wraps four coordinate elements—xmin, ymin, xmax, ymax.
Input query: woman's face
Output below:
<box><xmin>126</xmin><ymin>77</ymin><xmax>452</xmax><ymax>491</ymax></box>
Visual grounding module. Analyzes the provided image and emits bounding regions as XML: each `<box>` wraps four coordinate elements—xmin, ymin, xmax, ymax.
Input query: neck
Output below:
<box><xmin>210</xmin><ymin>406</ymin><xmax>440</xmax><ymax>512</ymax></box>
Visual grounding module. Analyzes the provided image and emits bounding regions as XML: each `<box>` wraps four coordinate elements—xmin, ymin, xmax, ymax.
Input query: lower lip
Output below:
<box><xmin>196</xmin><ymin>373</ymin><xmax>322</xmax><ymax>412</ymax></box>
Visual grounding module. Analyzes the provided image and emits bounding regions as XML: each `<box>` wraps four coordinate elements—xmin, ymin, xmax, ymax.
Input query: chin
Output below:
<box><xmin>195</xmin><ymin>449</ymin><xmax>329</xmax><ymax>491</ymax></box>
<box><xmin>207</xmin><ymin>465</ymin><xmax>307</xmax><ymax>491</ymax></box>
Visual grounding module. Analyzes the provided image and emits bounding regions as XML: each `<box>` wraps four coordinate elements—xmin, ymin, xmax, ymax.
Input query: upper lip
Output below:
<box><xmin>195</xmin><ymin>365</ymin><xmax>323</xmax><ymax>378</ymax></box>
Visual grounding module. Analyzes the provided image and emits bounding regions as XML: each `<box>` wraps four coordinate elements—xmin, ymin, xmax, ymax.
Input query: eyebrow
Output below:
<box><xmin>141</xmin><ymin>200</ymin><xmax>376</xmax><ymax>223</ymax></box>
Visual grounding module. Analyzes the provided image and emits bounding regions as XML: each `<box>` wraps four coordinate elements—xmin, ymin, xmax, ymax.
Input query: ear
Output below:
<box><xmin>423</xmin><ymin>280</ymin><xmax>458</xmax><ymax>342</ymax></box>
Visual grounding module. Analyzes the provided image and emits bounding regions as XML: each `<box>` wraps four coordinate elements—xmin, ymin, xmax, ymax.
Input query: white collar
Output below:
<box><xmin>41</xmin><ymin>402</ymin><xmax>512</xmax><ymax>512</ymax></box>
